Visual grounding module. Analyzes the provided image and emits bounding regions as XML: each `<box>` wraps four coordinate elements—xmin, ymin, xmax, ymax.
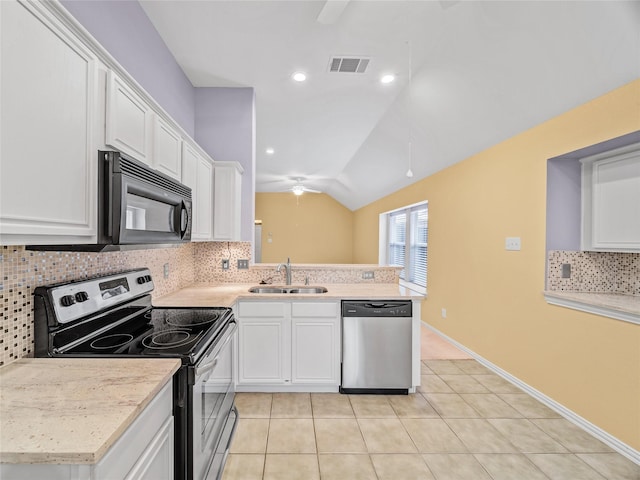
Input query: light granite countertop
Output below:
<box><xmin>0</xmin><ymin>358</ymin><xmax>180</xmax><ymax>464</ymax></box>
<box><xmin>543</xmin><ymin>291</ymin><xmax>640</xmax><ymax>324</ymax></box>
<box><xmin>154</xmin><ymin>282</ymin><xmax>424</xmax><ymax>308</ymax></box>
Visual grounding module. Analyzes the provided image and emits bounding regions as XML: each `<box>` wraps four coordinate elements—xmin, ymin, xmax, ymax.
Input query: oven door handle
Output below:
<box><xmin>195</xmin><ymin>321</ymin><xmax>236</xmax><ymax>378</ymax></box>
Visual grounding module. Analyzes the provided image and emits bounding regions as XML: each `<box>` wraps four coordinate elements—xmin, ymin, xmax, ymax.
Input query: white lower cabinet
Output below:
<box><xmin>291</xmin><ymin>302</ymin><xmax>340</xmax><ymax>385</ymax></box>
<box><xmin>236</xmin><ymin>301</ymin><xmax>340</xmax><ymax>391</ymax></box>
<box><xmin>0</xmin><ymin>381</ymin><xmax>174</xmax><ymax>480</ymax></box>
<box><xmin>237</xmin><ymin>302</ymin><xmax>290</xmax><ymax>384</ymax></box>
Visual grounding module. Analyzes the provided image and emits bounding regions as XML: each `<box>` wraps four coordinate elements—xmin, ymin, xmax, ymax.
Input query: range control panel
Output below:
<box><xmin>49</xmin><ymin>268</ymin><xmax>154</xmax><ymax>324</ymax></box>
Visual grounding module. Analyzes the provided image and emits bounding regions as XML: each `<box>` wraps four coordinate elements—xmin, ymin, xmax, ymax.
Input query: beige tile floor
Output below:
<box><xmin>222</xmin><ymin>359</ymin><xmax>640</xmax><ymax>480</ymax></box>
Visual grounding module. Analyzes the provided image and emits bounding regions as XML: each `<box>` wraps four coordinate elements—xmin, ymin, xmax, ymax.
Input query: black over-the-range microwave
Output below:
<box><xmin>28</xmin><ymin>150</ymin><xmax>192</xmax><ymax>252</ymax></box>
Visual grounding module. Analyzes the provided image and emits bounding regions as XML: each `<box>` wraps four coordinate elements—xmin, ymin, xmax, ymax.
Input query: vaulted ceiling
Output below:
<box><xmin>140</xmin><ymin>0</ymin><xmax>640</xmax><ymax>210</ymax></box>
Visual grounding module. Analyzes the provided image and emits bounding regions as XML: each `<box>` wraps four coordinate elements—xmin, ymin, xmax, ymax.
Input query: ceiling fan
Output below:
<box><xmin>284</xmin><ymin>178</ymin><xmax>322</xmax><ymax>196</ymax></box>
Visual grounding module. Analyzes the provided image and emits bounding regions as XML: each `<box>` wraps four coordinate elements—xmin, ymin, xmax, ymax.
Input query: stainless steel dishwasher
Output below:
<box><xmin>340</xmin><ymin>300</ymin><xmax>412</xmax><ymax>395</ymax></box>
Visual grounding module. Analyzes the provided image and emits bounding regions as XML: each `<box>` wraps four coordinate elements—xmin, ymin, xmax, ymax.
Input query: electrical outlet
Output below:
<box><xmin>561</xmin><ymin>263</ymin><xmax>571</xmax><ymax>278</ymax></box>
<box><xmin>237</xmin><ymin>259</ymin><xmax>249</xmax><ymax>270</ymax></box>
<box><xmin>505</xmin><ymin>237</ymin><xmax>521</xmax><ymax>251</ymax></box>
<box><xmin>163</xmin><ymin>263</ymin><xmax>169</xmax><ymax>278</ymax></box>
<box><xmin>362</xmin><ymin>271</ymin><xmax>375</xmax><ymax>280</ymax></box>
<box><xmin>222</xmin><ymin>259</ymin><xmax>229</xmax><ymax>270</ymax></box>
<box><xmin>441</xmin><ymin>308</ymin><xmax>447</xmax><ymax>319</ymax></box>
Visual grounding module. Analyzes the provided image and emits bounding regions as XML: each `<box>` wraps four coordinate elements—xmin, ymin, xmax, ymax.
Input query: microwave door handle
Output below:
<box><xmin>104</xmin><ymin>153</ymin><xmax>114</xmax><ymax>237</ymax></box>
<box><xmin>180</xmin><ymin>202</ymin><xmax>189</xmax><ymax>238</ymax></box>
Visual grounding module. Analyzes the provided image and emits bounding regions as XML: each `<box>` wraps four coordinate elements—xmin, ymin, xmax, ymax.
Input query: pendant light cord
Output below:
<box><xmin>406</xmin><ymin>39</ymin><xmax>414</xmax><ymax>178</ymax></box>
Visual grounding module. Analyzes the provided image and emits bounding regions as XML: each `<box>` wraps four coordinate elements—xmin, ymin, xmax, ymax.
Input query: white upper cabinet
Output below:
<box><xmin>153</xmin><ymin>116</ymin><xmax>182</xmax><ymax>180</ymax></box>
<box><xmin>1</xmin><ymin>1</ymin><xmax>225</xmax><ymax>246</ymax></box>
<box><xmin>182</xmin><ymin>143</ymin><xmax>213</xmax><ymax>241</ymax></box>
<box><xmin>581</xmin><ymin>143</ymin><xmax>640</xmax><ymax>252</ymax></box>
<box><xmin>213</xmin><ymin>162</ymin><xmax>243</xmax><ymax>241</ymax></box>
<box><xmin>0</xmin><ymin>0</ymin><xmax>98</xmax><ymax>244</ymax></box>
<box><xmin>106</xmin><ymin>70</ymin><xmax>153</xmax><ymax>164</ymax></box>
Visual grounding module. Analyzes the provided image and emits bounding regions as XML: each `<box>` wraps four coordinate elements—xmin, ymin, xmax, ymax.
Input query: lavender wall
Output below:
<box><xmin>546</xmin><ymin>158</ymin><xmax>582</xmax><ymax>251</ymax></box>
<box><xmin>61</xmin><ymin>0</ymin><xmax>196</xmax><ymax>136</ymax></box>
<box><xmin>195</xmin><ymin>88</ymin><xmax>256</xmax><ymax>242</ymax></box>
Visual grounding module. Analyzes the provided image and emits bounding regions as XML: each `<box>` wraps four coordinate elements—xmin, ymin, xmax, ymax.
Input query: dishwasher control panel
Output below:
<box><xmin>342</xmin><ymin>301</ymin><xmax>412</xmax><ymax>317</ymax></box>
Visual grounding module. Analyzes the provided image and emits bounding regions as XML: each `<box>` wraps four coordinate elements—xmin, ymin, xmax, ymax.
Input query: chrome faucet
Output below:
<box><xmin>276</xmin><ymin>257</ymin><xmax>292</xmax><ymax>285</ymax></box>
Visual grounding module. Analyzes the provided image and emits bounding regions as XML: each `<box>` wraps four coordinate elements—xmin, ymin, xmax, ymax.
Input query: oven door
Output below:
<box><xmin>114</xmin><ymin>173</ymin><xmax>191</xmax><ymax>245</ymax></box>
<box><xmin>192</xmin><ymin>322</ymin><xmax>236</xmax><ymax>480</ymax></box>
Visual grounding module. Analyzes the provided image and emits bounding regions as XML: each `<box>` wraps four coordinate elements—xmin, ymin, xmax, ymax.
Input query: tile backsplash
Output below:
<box><xmin>193</xmin><ymin>242</ymin><xmax>400</xmax><ymax>285</ymax></box>
<box><xmin>1</xmin><ymin>241</ymin><xmax>400</xmax><ymax>366</ymax></box>
<box><xmin>547</xmin><ymin>250</ymin><xmax>640</xmax><ymax>295</ymax></box>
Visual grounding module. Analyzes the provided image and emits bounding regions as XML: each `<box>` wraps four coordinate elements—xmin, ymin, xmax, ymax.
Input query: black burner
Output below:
<box><xmin>165</xmin><ymin>310</ymin><xmax>220</xmax><ymax>327</ymax></box>
<box><xmin>142</xmin><ymin>330</ymin><xmax>200</xmax><ymax>349</ymax></box>
<box><xmin>91</xmin><ymin>333</ymin><xmax>134</xmax><ymax>350</ymax></box>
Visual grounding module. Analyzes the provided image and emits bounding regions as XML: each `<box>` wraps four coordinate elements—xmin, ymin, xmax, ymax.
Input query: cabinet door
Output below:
<box><xmin>106</xmin><ymin>70</ymin><xmax>152</xmax><ymax>164</ymax></box>
<box><xmin>238</xmin><ymin>319</ymin><xmax>289</xmax><ymax>384</ymax></box>
<box><xmin>237</xmin><ymin>302</ymin><xmax>289</xmax><ymax>385</ymax></box>
<box><xmin>195</xmin><ymin>158</ymin><xmax>214</xmax><ymax>240</ymax></box>
<box><xmin>582</xmin><ymin>144</ymin><xmax>640</xmax><ymax>251</ymax></box>
<box><xmin>213</xmin><ymin>162</ymin><xmax>243</xmax><ymax>241</ymax></box>
<box><xmin>291</xmin><ymin>302</ymin><xmax>339</xmax><ymax>385</ymax></box>
<box><xmin>182</xmin><ymin>144</ymin><xmax>213</xmax><ymax>241</ymax></box>
<box><xmin>0</xmin><ymin>0</ymin><xmax>97</xmax><ymax>243</ymax></box>
<box><xmin>124</xmin><ymin>417</ymin><xmax>174</xmax><ymax>480</ymax></box>
<box><xmin>153</xmin><ymin>116</ymin><xmax>182</xmax><ymax>180</ymax></box>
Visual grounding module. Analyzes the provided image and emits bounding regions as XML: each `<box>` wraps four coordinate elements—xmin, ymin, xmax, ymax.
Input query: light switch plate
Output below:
<box><xmin>505</xmin><ymin>237</ymin><xmax>521</xmax><ymax>251</ymax></box>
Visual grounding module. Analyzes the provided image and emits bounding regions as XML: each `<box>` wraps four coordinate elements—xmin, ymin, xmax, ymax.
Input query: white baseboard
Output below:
<box><xmin>422</xmin><ymin>321</ymin><xmax>640</xmax><ymax>466</ymax></box>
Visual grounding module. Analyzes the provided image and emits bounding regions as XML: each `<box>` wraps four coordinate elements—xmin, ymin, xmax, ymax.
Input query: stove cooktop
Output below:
<box><xmin>53</xmin><ymin>307</ymin><xmax>231</xmax><ymax>360</ymax></box>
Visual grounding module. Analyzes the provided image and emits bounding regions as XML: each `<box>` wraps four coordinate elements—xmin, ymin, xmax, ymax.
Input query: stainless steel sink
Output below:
<box><xmin>287</xmin><ymin>287</ymin><xmax>328</xmax><ymax>294</ymax></box>
<box><xmin>247</xmin><ymin>287</ymin><xmax>288</xmax><ymax>294</ymax></box>
<box><xmin>248</xmin><ymin>286</ymin><xmax>328</xmax><ymax>294</ymax></box>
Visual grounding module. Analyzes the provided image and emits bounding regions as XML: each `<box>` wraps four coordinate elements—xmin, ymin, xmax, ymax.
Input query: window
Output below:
<box><xmin>381</xmin><ymin>202</ymin><xmax>428</xmax><ymax>292</ymax></box>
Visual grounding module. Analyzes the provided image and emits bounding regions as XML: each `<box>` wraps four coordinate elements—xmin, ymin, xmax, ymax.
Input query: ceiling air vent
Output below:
<box><xmin>329</xmin><ymin>57</ymin><xmax>370</xmax><ymax>74</ymax></box>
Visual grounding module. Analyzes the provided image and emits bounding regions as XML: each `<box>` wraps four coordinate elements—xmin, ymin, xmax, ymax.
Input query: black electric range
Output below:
<box><xmin>33</xmin><ymin>268</ymin><xmax>238</xmax><ymax>480</ymax></box>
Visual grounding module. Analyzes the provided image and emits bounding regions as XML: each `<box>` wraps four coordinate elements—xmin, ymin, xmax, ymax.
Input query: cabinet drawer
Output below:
<box><xmin>291</xmin><ymin>302</ymin><xmax>338</xmax><ymax>318</ymax></box>
<box><xmin>238</xmin><ymin>302</ymin><xmax>287</xmax><ymax>318</ymax></box>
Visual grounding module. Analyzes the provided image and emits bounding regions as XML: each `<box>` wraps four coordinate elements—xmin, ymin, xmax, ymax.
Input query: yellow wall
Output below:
<box><xmin>353</xmin><ymin>79</ymin><xmax>640</xmax><ymax>449</ymax></box>
<box><xmin>256</xmin><ymin>192</ymin><xmax>354</xmax><ymax>263</ymax></box>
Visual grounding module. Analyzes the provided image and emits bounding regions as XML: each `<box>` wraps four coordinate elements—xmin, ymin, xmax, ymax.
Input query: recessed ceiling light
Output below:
<box><xmin>380</xmin><ymin>74</ymin><xmax>395</xmax><ymax>84</ymax></box>
<box><xmin>292</xmin><ymin>72</ymin><xmax>307</xmax><ymax>82</ymax></box>
<box><xmin>265</xmin><ymin>147</ymin><xmax>275</xmax><ymax>155</ymax></box>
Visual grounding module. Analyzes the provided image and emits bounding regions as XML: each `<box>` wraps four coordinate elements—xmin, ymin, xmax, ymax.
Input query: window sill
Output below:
<box><xmin>399</xmin><ymin>280</ymin><xmax>426</xmax><ymax>296</ymax></box>
<box><xmin>544</xmin><ymin>291</ymin><xmax>640</xmax><ymax>325</ymax></box>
